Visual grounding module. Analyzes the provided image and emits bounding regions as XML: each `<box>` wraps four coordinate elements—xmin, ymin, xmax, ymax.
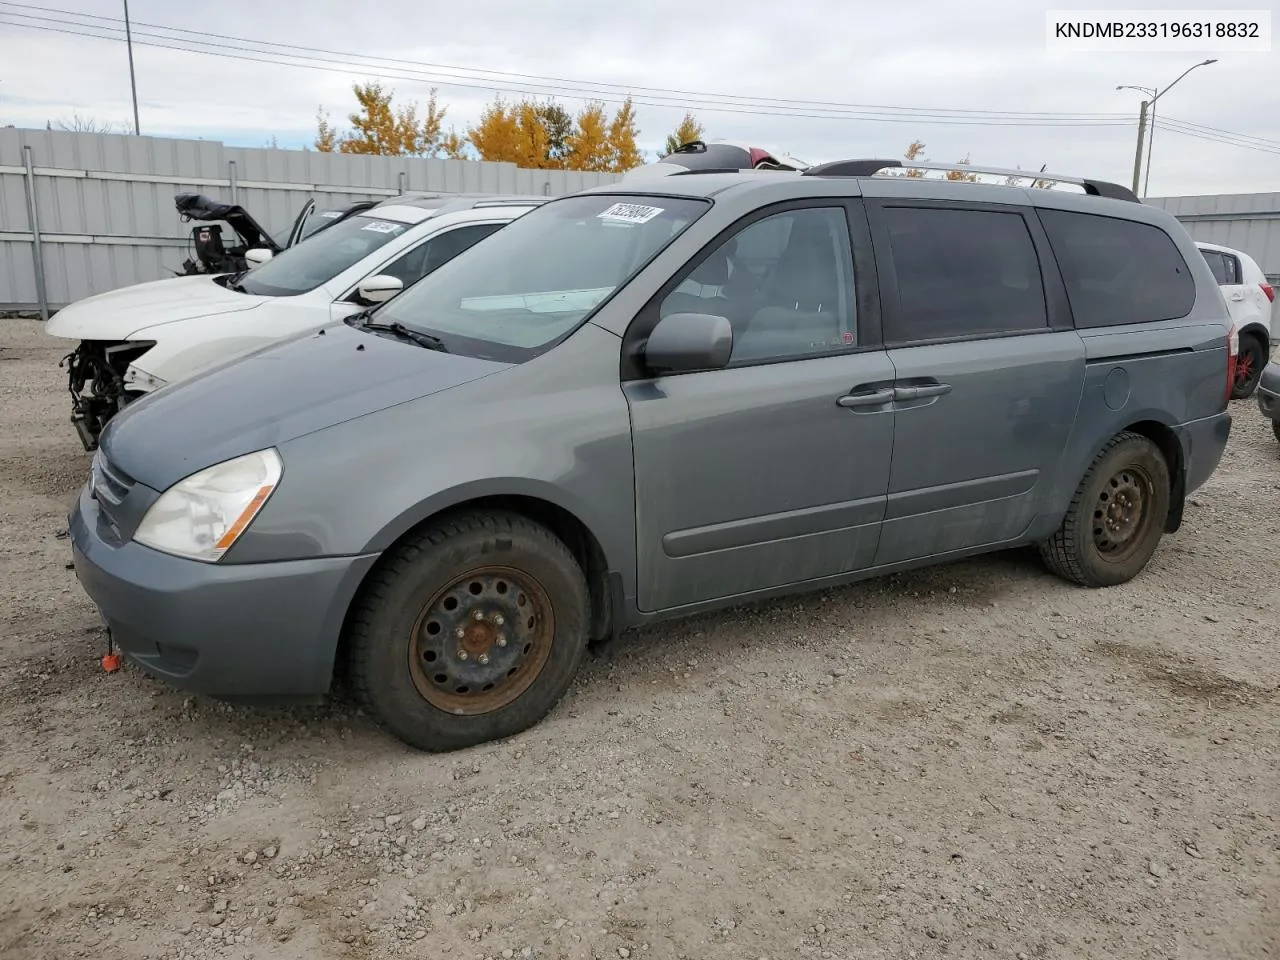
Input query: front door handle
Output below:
<box><xmin>894</xmin><ymin>382</ymin><xmax>952</xmax><ymax>401</ymax></box>
<box><xmin>837</xmin><ymin>387</ymin><xmax>895</xmax><ymax>408</ymax></box>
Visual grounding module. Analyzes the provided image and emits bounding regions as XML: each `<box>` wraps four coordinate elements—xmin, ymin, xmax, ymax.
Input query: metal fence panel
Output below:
<box><xmin>0</xmin><ymin>127</ymin><xmax>621</xmax><ymax>312</ymax></box>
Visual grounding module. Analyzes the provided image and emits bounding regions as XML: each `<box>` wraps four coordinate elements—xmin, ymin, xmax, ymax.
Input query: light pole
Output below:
<box><xmin>123</xmin><ymin>0</ymin><xmax>140</xmax><ymax>135</ymax></box>
<box><xmin>1117</xmin><ymin>84</ymin><xmax>1155</xmax><ymax>195</ymax></box>
<box><xmin>1117</xmin><ymin>59</ymin><xmax>1216</xmax><ymax>198</ymax></box>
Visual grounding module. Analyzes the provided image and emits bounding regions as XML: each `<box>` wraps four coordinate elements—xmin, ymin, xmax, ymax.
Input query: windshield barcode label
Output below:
<box><xmin>598</xmin><ymin>203</ymin><xmax>664</xmax><ymax>224</ymax></box>
<box><xmin>361</xmin><ymin>220</ymin><xmax>404</xmax><ymax>234</ymax></box>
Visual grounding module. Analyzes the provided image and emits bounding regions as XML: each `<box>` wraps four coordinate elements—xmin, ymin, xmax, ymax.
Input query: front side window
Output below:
<box><xmin>658</xmin><ymin>206</ymin><xmax>856</xmax><ymax>363</ymax></box>
<box><xmin>374</xmin><ymin>195</ymin><xmax>709</xmax><ymax>360</ymax></box>
<box><xmin>377</xmin><ymin>222</ymin><xmax>506</xmax><ymax>291</ymax></box>
<box><xmin>881</xmin><ymin>206</ymin><xmax>1048</xmax><ymax>343</ymax></box>
<box><xmin>1039</xmin><ymin>209</ymin><xmax>1195</xmax><ymax>327</ymax></box>
<box><xmin>236</xmin><ymin>214</ymin><xmax>414</xmax><ymax>297</ymax></box>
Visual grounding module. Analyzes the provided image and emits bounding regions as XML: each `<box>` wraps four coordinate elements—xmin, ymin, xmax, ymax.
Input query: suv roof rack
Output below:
<box><xmin>801</xmin><ymin>159</ymin><xmax>1140</xmax><ymax>203</ymax></box>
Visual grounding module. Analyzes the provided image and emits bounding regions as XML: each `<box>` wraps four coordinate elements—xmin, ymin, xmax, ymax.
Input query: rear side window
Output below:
<box><xmin>1039</xmin><ymin>209</ymin><xmax>1195</xmax><ymax>327</ymax></box>
<box><xmin>1221</xmin><ymin>252</ymin><xmax>1242</xmax><ymax>284</ymax></box>
<box><xmin>880</xmin><ymin>206</ymin><xmax>1048</xmax><ymax>343</ymax></box>
<box><xmin>1201</xmin><ymin>250</ymin><xmax>1229</xmax><ymax>284</ymax></box>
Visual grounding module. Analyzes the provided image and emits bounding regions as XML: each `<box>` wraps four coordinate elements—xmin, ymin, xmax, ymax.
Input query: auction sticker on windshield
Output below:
<box><xmin>361</xmin><ymin>220</ymin><xmax>405</xmax><ymax>234</ymax></box>
<box><xmin>598</xmin><ymin>202</ymin><xmax>664</xmax><ymax>224</ymax></box>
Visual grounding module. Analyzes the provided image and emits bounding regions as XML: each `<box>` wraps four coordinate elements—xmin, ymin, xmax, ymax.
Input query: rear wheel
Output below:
<box><xmin>347</xmin><ymin>510</ymin><xmax>589</xmax><ymax>752</ymax></box>
<box><xmin>1272</xmin><ymin>419</ymin><xmax>1280</xmax><ymax>445</ymax></box>
<box><xmin>1040</xmin><ymin>432</ymin><xmax>1171</xmax><ymax>588</ymax></box>
<box><xmin>1232</xmin><ymin>333</ymin><xmax>1266</xmax><ymax>400</ymax></box>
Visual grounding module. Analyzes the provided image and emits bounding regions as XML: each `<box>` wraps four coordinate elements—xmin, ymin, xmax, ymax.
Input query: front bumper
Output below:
<box><xmin>1255</xmin><ymin>362</ymin><xmax>1280</xmax><ymax>421</ymax></box>
<box><xmin>69</xmin><ymin>482</ymin><xmax>379</xmax><ymax>699</ymax></box>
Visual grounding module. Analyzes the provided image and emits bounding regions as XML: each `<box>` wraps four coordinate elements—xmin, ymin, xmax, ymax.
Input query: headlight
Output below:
<box><xmin>133</xmin><ymin>449</ymin><xmax>282</xmax><ymax>562</ymax></box>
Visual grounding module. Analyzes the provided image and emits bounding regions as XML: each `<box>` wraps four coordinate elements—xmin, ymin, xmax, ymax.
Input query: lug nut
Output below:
<box><xmin>472</xmin><ymin>609</ymin><xmax>485</xmax><ymax>621</ymax></box>
<box><xmin>496</xmin><ymin>637</ymin><xmax>508</xmax><ymax>647</ymax></box>
<box><xmin>456</xmin><ymin>650</ymin><xmax>468</xmax><ymax>661</ymax></box>
<box><xmin>455</xmin><ymin>628</ymin><xmax>466</xmax><ymax>639</ymax></box>
<box><xmin>478</xmin><ymin>654</ymin><xmax>490</xmax><ymax>665</ymax></box>
<box><xmin>493</xmin><ymin>614</ymin><xmax>505</xmax><ymax>626</ymax></box>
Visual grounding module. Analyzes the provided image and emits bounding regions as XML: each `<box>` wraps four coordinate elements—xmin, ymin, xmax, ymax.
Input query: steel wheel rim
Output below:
<box><xmin>408</xmin><ymin>564</ymin><xmax>555</xmax><ymax>716</ymax></box>
<box><xmin>1091</xmin><ymin>465</ymin><xmax>1155</xmax><ymax>563</ymax></box>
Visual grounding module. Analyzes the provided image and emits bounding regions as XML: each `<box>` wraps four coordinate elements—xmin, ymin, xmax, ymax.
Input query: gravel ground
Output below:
<box><xmin>1</xmin><ymin>317</ymin><xmax>1277</xmax><ymax>960</ymax></box>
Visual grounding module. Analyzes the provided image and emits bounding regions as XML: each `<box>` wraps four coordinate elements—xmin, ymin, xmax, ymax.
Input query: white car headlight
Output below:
<box><xmin>133</xmin><ymin>449</ymin><xmax>282</xmax><ymax>562</ymax></box>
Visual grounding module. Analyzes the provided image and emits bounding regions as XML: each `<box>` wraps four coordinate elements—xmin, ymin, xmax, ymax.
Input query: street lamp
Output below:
<box><xmin>123</xmin><ymin>0</ymin><xmax>140</xmax><ymax>135</ymax></box>
<box><xmin>1116</xmin><ymin>59</ymin><xmax>1217</xmax><ymax>197</ymax></box>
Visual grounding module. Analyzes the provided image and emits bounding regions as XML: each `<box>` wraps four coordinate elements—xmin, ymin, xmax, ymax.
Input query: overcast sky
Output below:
<box><xmin>0</xmin><ymin>0</ymin><xmax>1276</xmax><ymax>197</ymax></box>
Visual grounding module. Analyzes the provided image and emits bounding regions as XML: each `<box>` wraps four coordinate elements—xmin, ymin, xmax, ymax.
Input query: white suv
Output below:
<box><xmin>1197</xmin><ymin>240</ymin><xmax>1274</xmax><ymax>398</ymax></box>
<box><xmin>46</xmin><ymin>194</ymin><xmax>543</xmax><ymax>450</ymax></box>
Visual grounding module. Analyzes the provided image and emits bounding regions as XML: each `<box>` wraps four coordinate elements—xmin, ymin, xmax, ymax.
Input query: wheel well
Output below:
<box><xmin>1239</xmin><ymin>324</ymin><xmax>1269</xmax><ymax>352</ymax></box>
<box><xmin>1122</xmin><ymin>420</ymin><xmax>1185</xmax><ymax>533</ymax></box>
<box><xmin>333</xmin><ymin>496</ymin><xmax>615</xmax><ymax>689</ymax></box>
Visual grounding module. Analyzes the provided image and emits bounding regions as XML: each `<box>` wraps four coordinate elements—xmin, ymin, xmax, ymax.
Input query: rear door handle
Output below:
<box><xmin>837</xmin><ymin>387</ymin><xmax>895</xmax><ymax>408</ymax></box>
<box><xmin>1229</xmin><ymin>293</ymin><xmax>1245</xmax><ymax>301</ymax></box>
<box><xmin>894</xmin><ymin>382</ymin><xmax>952</xmax><ymax>401</ymax></box>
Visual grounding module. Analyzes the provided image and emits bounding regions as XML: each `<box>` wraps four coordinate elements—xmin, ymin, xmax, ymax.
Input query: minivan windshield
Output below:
<box><xmin>374</xmin><ymin>194</ymin><xmax>709</xmax><ymax>360</ymax></box>
<box><xmin>235</xmin><ymin>213</ymin><xmax>415</xmax><ymax>297</ymax></box>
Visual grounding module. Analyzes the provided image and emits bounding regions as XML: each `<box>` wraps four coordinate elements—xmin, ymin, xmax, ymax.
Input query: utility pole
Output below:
<box><xmin>123</xmin><ymin>0</ymin><xmax>140</xmax><ymax>135</ymax></box>
<box><xmin>1130</xmin><ymin>99</ymin><xmax>1148</xmax><ymax>195</ymax></box>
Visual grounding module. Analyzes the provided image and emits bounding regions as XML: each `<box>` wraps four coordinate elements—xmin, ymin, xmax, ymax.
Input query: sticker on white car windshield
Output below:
<box><xmin>597</xmin><ymin>202</ymin><xmax>664</xmax><ymax>224</ymax></box>
<box><xmin>361</xmin><ymin>220</ymin><xmax>404</xmax><ymax>234</ymax></box>
<box><xmin>320</xmin><ymin>211</ymin><xmax>343</xmax><ymax>219</ymax></box>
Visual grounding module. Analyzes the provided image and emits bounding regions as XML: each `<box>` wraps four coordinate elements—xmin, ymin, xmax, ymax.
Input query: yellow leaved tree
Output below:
<box><xmin>664</xmin><ymin>113</ymin><xmax>704</xmax><ymax>155</ymax></box>
<box><xmin>314</xmin><ymin>82</ymin><xmax>449</xmax><ymax>156</ymax></box>
<box><xmin>566</xmin><ymin>102</ymin><xmax>614</xmax><ymax>172</ymax></box>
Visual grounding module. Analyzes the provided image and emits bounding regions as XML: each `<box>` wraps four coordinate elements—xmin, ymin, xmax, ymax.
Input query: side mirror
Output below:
<box><xmin>356</xmin><ymin>274</ymin><xmax>405</xmax><ymax>304</ymax></box>
<box><xmin>243</xmin><ymin>247</ymin><xmax>273</xmax><ymax>266</ymax></box>
<box><xmin>643</xmin><ymin>312</ymin><xmax>733</xmax><ymax>374</ymax></box>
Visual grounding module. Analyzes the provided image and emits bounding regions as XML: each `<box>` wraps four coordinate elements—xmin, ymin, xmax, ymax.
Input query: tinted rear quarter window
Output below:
<box><xmin>1039</xmin><ymin>209</ymin><xmax>1196</xmax><ymax>328</ymax></box>
<box><xmin>1201</xmin><ymin>249</ymin><xmax>1229</xmax><ymax>285</ymax></box>
<box><xmin>880</xmin><ymin>206</ymin><xmax>1048</xmax><ymax>343</ymax></box>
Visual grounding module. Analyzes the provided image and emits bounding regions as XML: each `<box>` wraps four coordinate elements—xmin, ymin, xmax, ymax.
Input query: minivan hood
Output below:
<box><xmin>45</xmin><ymin>275</ymin><xmax>266</xmax><ymax>340</ymax></box>
<box><xmin>101</xmin><ymin>321</ymin><xmax>510</xmax><ymax>490</ymax></box>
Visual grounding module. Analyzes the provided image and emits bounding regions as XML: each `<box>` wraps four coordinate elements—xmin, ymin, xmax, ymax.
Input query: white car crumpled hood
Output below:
<box><xmin>45</xmin><ymin>274</ymin><xmax>267</xmax><ymax>340</ymax></box>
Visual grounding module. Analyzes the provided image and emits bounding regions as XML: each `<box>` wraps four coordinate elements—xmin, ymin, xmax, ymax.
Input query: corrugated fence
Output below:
<box><xmin>1146</xmin><ymin>193</ymin><xmax>1280</xmax><ymax>282</ymax></box>
<box><xmin>0</xmin><ymin>127</ymin><xmax>622</xmax><ymax>314</ymax></box>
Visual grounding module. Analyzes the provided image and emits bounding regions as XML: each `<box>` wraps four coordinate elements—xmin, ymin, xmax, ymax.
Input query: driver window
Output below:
<box><xmin>377</xmin><ymin>223</ymin><xmax>505</xmax><ymax>290</ymax></box>
<box><xmin>658</xmin><ymin>207</ymin><xmax>856</xmax><ymax>364</ymax></box>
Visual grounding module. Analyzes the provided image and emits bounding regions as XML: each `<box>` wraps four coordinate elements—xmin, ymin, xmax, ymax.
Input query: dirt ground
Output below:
<box><xmin>0</xmin><ymin>317</ymin><xmax>1276</xmax><ymax>960</ymax></box>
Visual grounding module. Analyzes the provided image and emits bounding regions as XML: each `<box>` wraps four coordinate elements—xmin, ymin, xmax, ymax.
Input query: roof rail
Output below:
<box><xmin>802</xmin><ymin>158</ymin><xmax>1140</xmax><ymax>203</ymax></box>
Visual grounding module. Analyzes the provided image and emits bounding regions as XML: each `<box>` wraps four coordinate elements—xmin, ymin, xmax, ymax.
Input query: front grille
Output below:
<box><xmin>91</xmin><ymin>450</ymin><xmax>137</xmax><ymax>541</ymax></box>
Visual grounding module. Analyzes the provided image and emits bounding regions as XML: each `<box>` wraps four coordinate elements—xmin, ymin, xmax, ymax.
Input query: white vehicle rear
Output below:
<box><xmin>1197</xmin><ymin>240</ymin><xmax>1274</xmax><ymax>398</ymax></box>
<box><xmin>45</xmin><ymin>194</ymin><xmax>543</xmax><ymax>450</ymax></box>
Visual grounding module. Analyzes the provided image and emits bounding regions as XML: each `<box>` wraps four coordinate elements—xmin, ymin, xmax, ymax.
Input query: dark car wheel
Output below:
<box><xmin>1039</xmin><ymin>431</ymin><xmax>1171</xmax><ymax>588</ymax></box>
<box><xmin>1231</xmin><ymin>334</ymin><xmax>1266</xmax><ymax>400</ymax></box>
<box><xmin>347</xmin><ymin>510</ymin><xmax>589</xmax><ymax>752</ymax></box>
<box><xmin>1273</xmin><ymin>419</ymin><xmax>1280</xmax><ymax>445</ymax></box>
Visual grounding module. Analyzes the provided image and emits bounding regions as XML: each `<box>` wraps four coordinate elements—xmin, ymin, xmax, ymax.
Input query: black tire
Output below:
<box><xmin>1231</xmin><ymin>333</ymin><xmax>1266</xmax><ymax>400</ymax></box>
<box><xmin>347</xmin><ymin>510</ymin><xmax>589</xmax><ymax>752</ymax></box>
<box><xmin>1273</xmin><ymin>419</ymin><xmax>1280</xmax><ymax>445</ymax></box>
<box><xmin>1039</xmin><ymin>432</ymin><xmax>1171</xmax><ymax>588</ymax></box>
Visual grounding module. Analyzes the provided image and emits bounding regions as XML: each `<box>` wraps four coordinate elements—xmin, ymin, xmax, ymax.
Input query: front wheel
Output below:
<box><xmin>347</xmin><ymin>511</ymin><xmax>590</xmax><ymax>752</ymax></box>
<box><xmin>1039</xmin><ymin>432</ymin><xmax>1171</xmax><ymax>588</ymax></box>
<box><xmin>1232</xmin><ymin>334</ymin><xmax>1266</xmax><ymax>400</ymax></box>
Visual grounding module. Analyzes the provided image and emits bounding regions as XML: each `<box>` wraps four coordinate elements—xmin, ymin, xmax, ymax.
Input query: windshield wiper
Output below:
<box><xmin>349</xmin><ymin>313</ymin><xmax>449</xmax><ymax>352</ymax></box>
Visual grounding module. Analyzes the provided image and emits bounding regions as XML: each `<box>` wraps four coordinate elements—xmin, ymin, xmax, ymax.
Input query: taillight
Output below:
<box><xmin>1261</xmin><ymin>282</ymin><xmax>1275</xmax><ymax>303</ymax></box>
<box><xmin>1226</xmin><ymin>322</ymin><xmax>1240</xmax><ymax>404</ymax></box>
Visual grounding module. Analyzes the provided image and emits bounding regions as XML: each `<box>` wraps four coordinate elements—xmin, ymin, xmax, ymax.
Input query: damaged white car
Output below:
<box><xmin>45</xmin><ymin>193</ymin><xmax>543</xmax><ymax>451</ymax></box>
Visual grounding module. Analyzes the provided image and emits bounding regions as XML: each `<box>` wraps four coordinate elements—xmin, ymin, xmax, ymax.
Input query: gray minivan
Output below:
<box><xmin>68</xmin><ymin>159</ymin><xmax>1234</xmax><ymax>751</ymax></box>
